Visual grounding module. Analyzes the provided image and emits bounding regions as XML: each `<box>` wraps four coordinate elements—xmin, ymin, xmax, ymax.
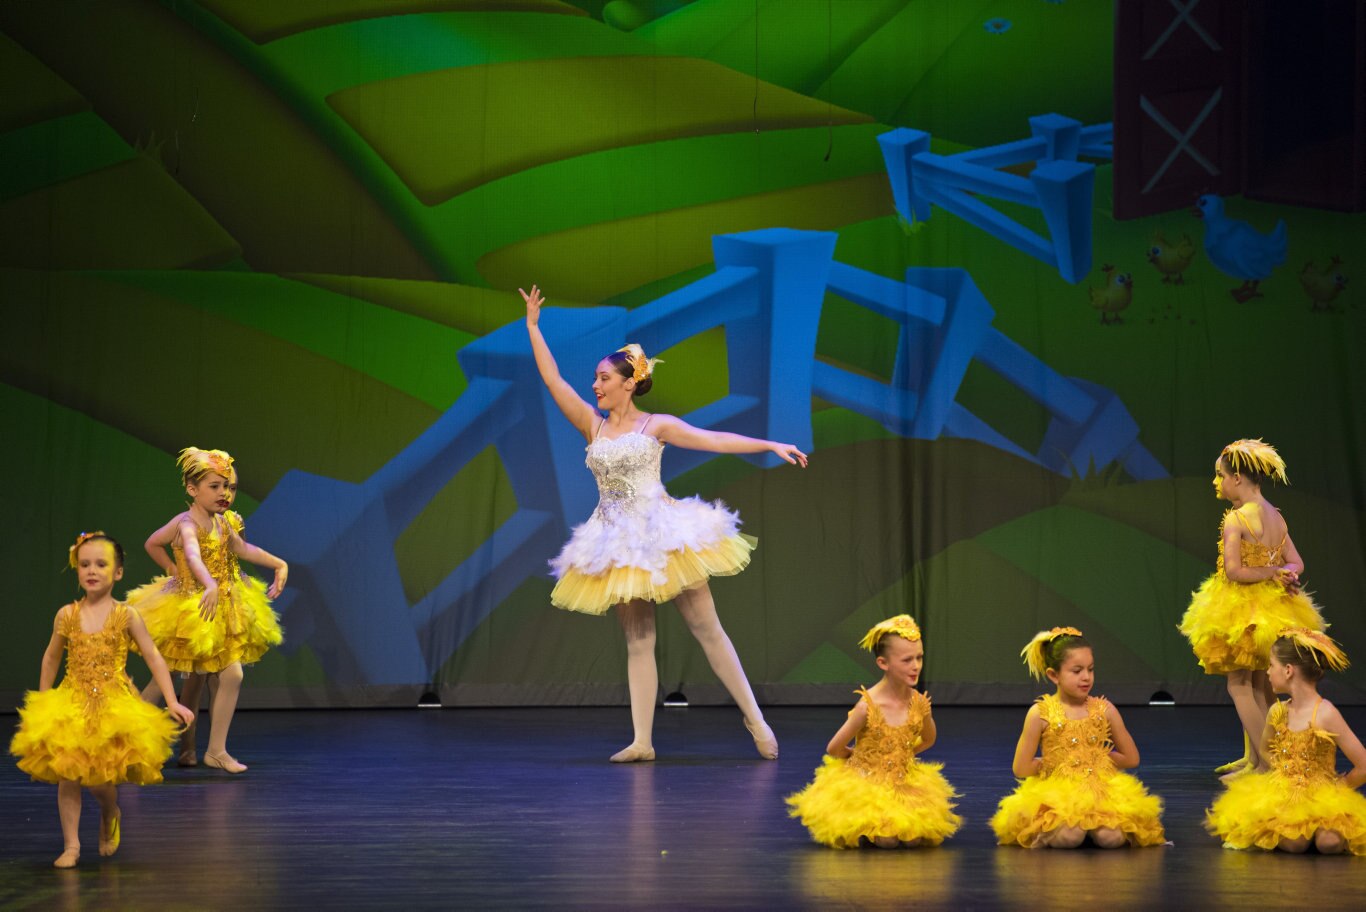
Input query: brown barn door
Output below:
<box><xmin>1113</xmin><ymin>0</ymin><xmax>1245</xmax><ymax>219</ymax></box>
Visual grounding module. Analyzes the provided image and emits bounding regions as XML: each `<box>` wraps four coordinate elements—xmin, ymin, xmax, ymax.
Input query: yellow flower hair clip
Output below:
<box><xmin>67</xmin><ymin>530</ymin><xmax>107</xmax><ymax>569</ymax></box>
<box><xmin>1221</xmin><ymin>438</ymin><xmax>1289</xmax><ymax>485</ymax></box>
<box><xmin>1279</xmin><ymin>627</ymin><xmax>1350</xmax><ymax>672</ymax></box>
<box><xmin>617</xmin><ymin>343</ymin><xmax>663</xmax><ymax>384</ymax></box>
<box><xmin>1021</xmin><ymin>626</ymin><xmax>1085</xmax><ymax>680</ymax></box>
<box><xmin>177</xmin><ymin>446</ymin><xmax>235</xmax><ymax>483</ymax></box>
<box><xmin>858</xmin><ymin>614</ymin><xmax>922</xmax><ymax>653</ymax></box>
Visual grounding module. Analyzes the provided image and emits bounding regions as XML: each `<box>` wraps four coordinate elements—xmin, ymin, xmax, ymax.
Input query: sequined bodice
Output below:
<box><xmin>60</xmin><ymin>601</ymin><xmax>133</xmax><ymax>714</ymax></box>
<box><xmin>585</xmin><ymin>432</ymin><xmax>666</xmax><ymax>514</ymax></box>
<box><xmin>1267</xmin><ymin>701</ymin><xmax>1338</xmax><ymax>789</ymax></box>
<box><xmin>172</xmin><ymin>512</ymin><xmax>243</xmax><ymax>593</ymax></box>
<box><xmin>1216</xmin><ymin>508</ymin><xmax>1284</xmax><ymax>572</ymax></box>
<box><xmin>1037</xmin><ymin>695</ymin><xmax>1116</xmax><ymax>780</ymax></box>
<box><xmin>845</xmin><ymin>689</ymin><xmax>930</xmax><ymax>784</ymax></box>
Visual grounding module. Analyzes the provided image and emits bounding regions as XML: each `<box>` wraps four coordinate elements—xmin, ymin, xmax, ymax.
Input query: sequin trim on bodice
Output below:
<box><xmin>1215</xmin><ymin>508</ymin><xmax>1284</xmax><ymax>572</ymax></box>
<box><xmin>172</xmin><ymin>512</ymin><xmax>243</xmax><ymax>593</ymax></box>
<box><xmin>585</xmin><ymin>432</ymin><xmax>667</xmax><ymax>518</ymax></box>
<box><xmin>60</xmin><ymin>601</ymin><xmax>131</xmax><ymax>716</ymax></box>
<box><xmin>1266</xmin><ymin>700</ymin><xmax>1338</xmax><ymax>790</ymax></box>
<box><xmin>845</xmin><ymin>689</ymin><xmax>929</xmax><ymax>784</ymax></box>
<box><xmin>1038</xmin><ymin>694</ymin><xmax>1116</xmax><ymax>780</ymax></box>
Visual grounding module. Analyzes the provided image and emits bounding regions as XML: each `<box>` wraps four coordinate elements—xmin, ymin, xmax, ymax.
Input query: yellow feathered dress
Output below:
<box><xmin>786</xmin><ymin>689</ymin><xmax>961</xmax><ymax>848</ymax></box>
<box><xmin>11</xmin><ymin>602</ymin><xmax>180</xmax><ymax>785</ymax></box>
<box><xmin>125</xmin><ymin>511</ymin><xmax>282</xmax><ymax>672</ymax></box>
<box><xmin>990</xmin><ymin>694</ymin><xmax>1166</xmax><ymax>847</ymax></box>
<box><xmin>549</xmin><ymin>422</ymin><xmax>755</xmax><ymax>615</ymax></box>
<box><xmin>1179</xmin><ymin>509</ymin><xmax>1325</xmax><ymax>674</ymax></box>
<box><xmin>1206</xmin><ymin>699</ymin><xmax>1366</xmax><ymax>854</ymax></box>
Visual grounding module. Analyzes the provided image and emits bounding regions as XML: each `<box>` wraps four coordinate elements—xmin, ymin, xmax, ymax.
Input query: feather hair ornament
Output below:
<box><xmin>1278</xmin><ymin>626</ymin><xmax>1350</xmax><ymax>672</ymax></box>
<box><xmin>1020</xmin><ymin>626</ymin><xmax>1085</xmax><ymax>680</ymax></box>
<box><xmin>1221</xmin><ymin>438</ymin><xmax>1289</xmax><ymax>485</ymax></box>
<box><xmin>858</xmin><ymin>614</ymin><xmax>922</xmax><ymax>653</ymax></box>
<box><xmin>616</xmin><ymin>344</ymin><xmax>663</xmax><ymax>384</ymax></box>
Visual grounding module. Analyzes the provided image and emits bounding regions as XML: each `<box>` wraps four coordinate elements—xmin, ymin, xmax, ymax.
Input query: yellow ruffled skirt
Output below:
<box><xmin>10</xmin><ymin>682</ymin><xmax>180</xmax><ymax>786</ymax></box>
<box><xmin>1178</xmin><ymin>575</ymin><xmax>1325</xmax><ymax>674</ymax></box>
<box><xmin>1206</xmin><ymin>772</ymin><xmax>1366</xmax><ymax>854</ymax></box>
<box><xmin>991</xmin><ymin>771</ymin><xmax>1166</xmax><ymax>847</ymax></box>
<box><xmin>551</xmin><ymin>533</ymin><xmax>756</xmax><ymax>616</ymax></box>
<box><xmin>127</xmin><ymin>575</ymin><xmax>283</xmax><ymax>673</ymax></box>
<box><xmin>786</xmin><ymin>755</ymin><xmax>962</xmax><ymax>848</ymax></box>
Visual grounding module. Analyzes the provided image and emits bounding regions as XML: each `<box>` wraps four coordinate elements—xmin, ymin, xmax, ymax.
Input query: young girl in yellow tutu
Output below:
<box><xmin>786</xmin><ymin>615</ymin><xmax>961</xmax><ymax>848</ymax></box>
<box><xmin>10</xmin><ymin>532</ymin><xmax>196</xmax><ymax>868</ymax></box>
<box><xmin>1206</xmin><ymin>628</ymin><xmax>1366</xmax><ymax>854</ymax></box>
<box><xmin>126</xmin><ymin>447</ymin><xmax>287</xmax><ymax>774</ymax></box>
<box><xmin>523</xmin><ymin>285</ymin><xmax>806</xmax><ymax>762</ymax></box>
<box><xmin>1178</xmin><ymin>439</ymin><xmax>1325</xmax><ymax>777</ymax></box>
<box><xmin>991</xmin><ymin>628</ymin><xmax>1165</xmax><ymax>849</ymax></box>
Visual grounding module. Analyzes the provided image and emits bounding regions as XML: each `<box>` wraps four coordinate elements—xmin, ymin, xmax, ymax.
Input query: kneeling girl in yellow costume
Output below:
<box><xmin>126</xmin><ymin>448</ymin><xmax>288</xmax><ymax>774</ymax></box>
<box><xmin>1206</xmin><ymin>628</ymin><xmax>1366</xmax><ymax>855</ymax></box>
<box><xmin>1178</xmin><ymin>439</ymin><xmax>1325</xmax><ymax>777</ymax></box>
<box><xmin>991</xmin><ymin>628</ymin><xmax>1166</xmax><ymax>849</ymax></box>
<box><xmin>786</xmin><ymin>615</ymin><xmax>961</xmax><ymax>848</ymax></box>
<box><xmin>10</xmin><ymin>533</ymin><xmax>196</xmax><ymax>868</ymax></box>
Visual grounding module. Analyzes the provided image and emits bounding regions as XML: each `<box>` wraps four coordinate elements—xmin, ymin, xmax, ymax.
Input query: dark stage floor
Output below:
<box><xmin>3</xmin><ymin>704</ymin><xmax>1366</xmax><ymax>910</ymax></box>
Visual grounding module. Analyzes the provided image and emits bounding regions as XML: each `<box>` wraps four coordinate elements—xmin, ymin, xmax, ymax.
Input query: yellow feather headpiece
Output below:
<box><xmin>1021</xmin><ymin>626</ymin><xmax>1085</xmax><ymax>680</ymax></box>
<box><xmin>67</xmin><ymin>530</ymin><xmax>108</xmax><ymax>569</ymax></box>
<box><xmin>858</xmin><ymin>614</ymin><xmax>922</xmax><ymax>653</ymax></box>
<box><xmin>616</xmin><ymin>344</ymin><xmax>662</xmax><ymax>384</ymax></box>
<box><xmin>1221</xmin><ymin>439</ymin><xmax>1288</xmax><ymax>485</ymax></box>
<box><xmin>177</xmin><ymin>446</ymin><xmax>235</xmax><ymax>484</ymax></box>
<box><xmin>1278</xmin><ymin>627</ymin><xmax>1350</xmax><ymax>672</ymax></box>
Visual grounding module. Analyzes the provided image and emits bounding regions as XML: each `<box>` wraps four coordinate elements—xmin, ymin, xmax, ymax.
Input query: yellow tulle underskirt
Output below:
<box><xmin>10</xmin><ymin>684</ymin><xmax>180</xmax><ymax>786</ymax></box>
<box><xmin>126</xmin><ymin>574</ymin><xmax>283</xmax><ymax>673</ymax></box>
<box><xmin>1178</xmin><ymin>575</ymin><xmax>1325</xmax><ymax>674</ymax></box>
<box><xmin>1206</xmin><ymin>772</ymin><xmax>1366</xmax><ymax>854</ymax></box>
<box><xmin>551</xmin><ymin>534</ymin><xmax>756</xmax><ymax>616</ymax></box>
<box><xmin>991</xmin><ymin>772</ymin><xmax>1166</xmax><ymax>847</ymax></box>
<box><xmin>786</xmin><ymin>755</ymin><xmax>962</xmax><ymax>848</ymax></box>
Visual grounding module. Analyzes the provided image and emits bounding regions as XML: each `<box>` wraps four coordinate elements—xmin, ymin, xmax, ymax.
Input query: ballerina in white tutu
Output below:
<box><xmin>522</xmin><ymin>284</ymin><xmax>807</xmax><ymax>762</ymax></box>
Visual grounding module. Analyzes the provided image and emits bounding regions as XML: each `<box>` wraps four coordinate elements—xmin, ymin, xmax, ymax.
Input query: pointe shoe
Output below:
<box><xmin>872</xmin><ymin>836</ymin><xmax>900</xmax><ymax>849</ymax></box>
<box><xmin>744</xmin><ymin>718</ymin><xmax>779</xmax><ymax>760</ymax></box>
<box><xmin>609</xmin><ymin>744</ymin><xmax>656</xmax><ymax>763</ymax></box>
<box><xmin>1219</xmin><ymin>764</ymin><xmax>1254</xmax><ymax>784</ymax></box>
<box><xmin>177</xmin><ymin>748</ymin><xmax>198</xmax><ymax>767</ymax></box>
<box><xmin>99</xmin><ymin>809</ymin><xmax>121</xmax><ymax>857</ymax></box>
<box><xmin>203</xmin><ymin>751</ymin><xmax>248</xmax><ymax>774</ymax></box>
<box><xmin>53</xmin><ymin>847</ymin><xmax>79</xmax><ymax>869</ymax></box>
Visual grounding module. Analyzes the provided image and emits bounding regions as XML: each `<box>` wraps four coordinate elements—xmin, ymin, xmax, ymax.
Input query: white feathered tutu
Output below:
<box><xmin>550</xmin><ymin>431</ymin><xmax>755</xmax><ymax>615</ymax></box>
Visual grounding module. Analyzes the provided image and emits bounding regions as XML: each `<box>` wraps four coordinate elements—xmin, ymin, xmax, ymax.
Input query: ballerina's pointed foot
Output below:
<box><xmin>744</xmin><ymin>718</ymin><xmax>778</xmax><ymax>760</ymax></box>
<box><xmin>203</xmin><ymin>751</ymin><xmax>248</xmax><ymax>774</ymax></box>
<box><xmin>53</xmin><ymin>847</ymin><xmax>80</xmax><ymax>868</ymax></box>
<box><xmin>177</xmin><ymin>748</ymin><xmax>198</xmax><ymax>768</ymax></box>
<box><xmin>99</xmin><ymin>809</ymin><xmax>121</xmax><ymax>857</ymax></box>
<box><xmin>609</xmin><ymin>743</ymin><xmax>656</xmax><ymax>763</ymax></box>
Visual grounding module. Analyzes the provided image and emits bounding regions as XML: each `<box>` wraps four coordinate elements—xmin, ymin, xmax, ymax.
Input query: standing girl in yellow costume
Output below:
<box><xmin>126</xmin><ymin>448</ymin><xmax>287</xmax><ymax>774</ymax></box>
<box><xmin>991</xmin><ymin>628</ymin><xmax>1165</xmax><ymax>849</ymax></box>
<box><xmin>524</xmin><ymin>285</ymin><xmax>806</xmax><ymax>762</ymax></box>
<box><xmin>786</xmin><ymin>615</ymin><xmax>961</xmax><ymax>848</ymax></box>
<box><xmin>1206</xmin><ymin>628</ymin><xmax>1366</xmax><ymax>854</ymax></box>
<box><xmin>1178</xmin><ymin>439</ymin><xmax>1325</xmax><ymax>777</ymax></box>
<box><xmin>10</xmin><ymin>533</ymin><xmax>196</xmax><ymax>868</ymax></box>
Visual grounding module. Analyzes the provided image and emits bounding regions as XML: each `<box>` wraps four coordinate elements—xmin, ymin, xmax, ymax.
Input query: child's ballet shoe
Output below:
<box><xmin>744</xmin><ymin>718</ymin><xmax>779</xmax><ymax>760</ymax></box>
<box><xmin>872</xmin><ymin>836</ymin><xmax>900</xmax><ymax>849</ymax></box>
<box><xmin>1218</xmin><ymin>764</ymin><xmax>1254</xmax><ymax>784</ymax></box>
<box><xmin>53</xmin><ymin>847</ymin><xmax>80</xmax><ymax>869</ymax></box>
<box><xmin>203</xmin><ymin>751</ymin><xmax>248</xmax><ymax>774</ymax></box>
<box><xmin>609</xmin><ymin>744</ymin><xmax>656</xmax><ymax>763</ymax></box>
<box><xmin>1213</xmin><ymin>756</ymin><xmax>1248</xmax><ymax>775</ymax></box>
<box><xmin>99</xmin><ymin>809</ymin><xmax>121</xmax><ymax>857</ymax></box>
<box><xmin>177</xmin><ymin>748</ymin><xmax>198</xmax><ymax>767</ymax></box>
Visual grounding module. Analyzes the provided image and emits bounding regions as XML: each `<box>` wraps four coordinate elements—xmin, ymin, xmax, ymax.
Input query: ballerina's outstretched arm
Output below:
<box><xmin>649</xmin><ymin>414</ymin><xmax>807</xmax><ymax>467</ymax></box>
<box><xmin>521</xmin><ymin>284</ymin><xmax>598</xmax><ymax>440</ymax></box>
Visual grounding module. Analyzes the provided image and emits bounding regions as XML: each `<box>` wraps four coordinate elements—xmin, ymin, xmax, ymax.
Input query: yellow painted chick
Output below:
<box><xmin>1147</xmin><ymin>231</ymin><xmax>1197</xmax><ymax>284</ymax></box>
<box><xmin>1300</xmin><ymin>257</ymin><xmax>1349</xmax><ymax>311</ymax></box>
<box><xmin>1089</xmin><ymin>264</ymin><xmax>1133</xmax><ymax>324</ymax></box>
